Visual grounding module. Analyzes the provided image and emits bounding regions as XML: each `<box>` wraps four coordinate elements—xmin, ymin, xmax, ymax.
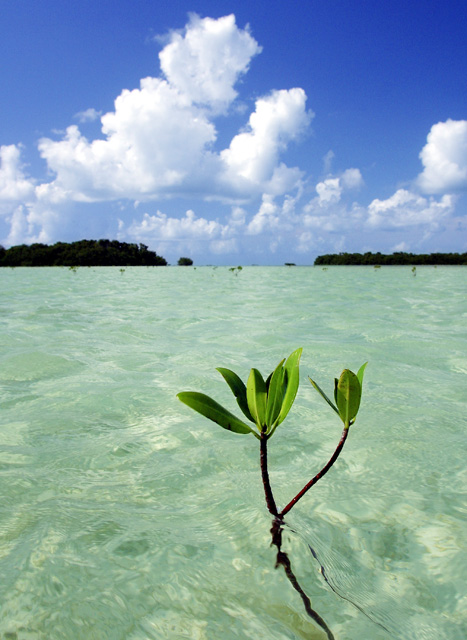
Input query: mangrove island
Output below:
<box><xmin>0</xmin><ymin>239</ymin><xmax>167</xmax><ymax>267</ymax></box>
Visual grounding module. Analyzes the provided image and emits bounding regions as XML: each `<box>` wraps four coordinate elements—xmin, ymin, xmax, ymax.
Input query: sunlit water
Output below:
<box><xmin>0</xmin><ymin>265</ymin><xmax>465</xmax><ymax>640</ymax></box>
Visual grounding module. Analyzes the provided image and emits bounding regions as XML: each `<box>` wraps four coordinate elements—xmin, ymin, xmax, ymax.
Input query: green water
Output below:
<box><xmin>0</xmin><ymin>266</ymin><xmax>465</xmax><ymax>640</ymax></box>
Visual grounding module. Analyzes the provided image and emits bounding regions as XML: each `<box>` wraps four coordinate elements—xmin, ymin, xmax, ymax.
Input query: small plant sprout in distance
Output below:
<box><xmin>177</xmin><ymin>350</ymin><xmax>367</xmax><ymax>518</ymax></box>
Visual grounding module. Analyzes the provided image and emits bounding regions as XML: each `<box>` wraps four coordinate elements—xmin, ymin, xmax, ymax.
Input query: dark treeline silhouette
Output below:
<box><xmin>314</xmin><ymin>251</ymin><xmax>467</xmax><ymax>266</ymax></box>
<box><xmin>0</xmin><ymin>240</ymin><xmax>167</xmax><ymax>267</ymax></box>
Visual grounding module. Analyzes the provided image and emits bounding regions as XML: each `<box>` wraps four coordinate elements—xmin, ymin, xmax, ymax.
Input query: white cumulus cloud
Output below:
<box><xmin>417</xmin><ymin>119</ymin><xmax>467</xmax><ymax>193</ymax></box>
<box><xmin>312</xmin><ymin>168</ymin><xmax>363</xmax><ymax>207</ymax></box>
<box><xmin>315</xmin><ymin>178</ymin><xmax>341</xmax><ymax>204</ymax></box>
<box><xmin>221</xmin><ymin>88</ymin><xmax>311</xmax><ymax>192</ymax></box>
<box><xmin>0</xmin><ymin>145</ymin><xmax>35</xmax><ymax>205</ymax></box>
<box><xmin>130</xmin><ymin>209</ymin><xmax>226</xmax><ymax>239</ymax></box>
<box><xmin>367</xmin><ymin>189</ymin><xmax>454</xmax><ymax>228</ymax></box>
<box><xmin>159</xmin><ymin>14</ymin><xmax>261</xmax><ymax>112</ymax></box>
<box><xmin>35</xmin><ymin>15</ymin><xmax>309</xmax><ymax>212</ymax></box>
<box><xmin>38</xmin><ymin>78</ymin><xmax>217</xmax><ymax>201</ymax></box>
<box><xmin>4</xmin><ymin>203</ymin><xmax>57</xmax><ymax>247</ymax></box>
<box><xmin>341</xmin><ymin>168</ymin><xmax>364</xmax><ymax>189</ymax></box>
<box><xmin>247</xmin><ymin>195</ymin><xmax>281</xmax><ymax>235</ymax></box>
<box><xmin>125</xmin><ymin>208</ymin><xmax>238</xmax><ymax>257</ymax></box>
<box><xmin>1</xmin><ymin>13</ymin><xmax>464</xmax><ymax>259</ymax></box>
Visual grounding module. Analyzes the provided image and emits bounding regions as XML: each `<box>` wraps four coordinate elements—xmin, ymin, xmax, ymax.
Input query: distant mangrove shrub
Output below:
<box><xmin>314</xmin><ymin>251</ymin><xmax>467</xmax><ymax>265</ymax></box>
<box><xmin>177</xmin><ymin>257</ymin><xmax>193</xmax><ymax>266</ymax></box>
<box><xmin>0</xmin><ymin>239</ymin><xmax>167</xmax><ymax>267</ymax></box>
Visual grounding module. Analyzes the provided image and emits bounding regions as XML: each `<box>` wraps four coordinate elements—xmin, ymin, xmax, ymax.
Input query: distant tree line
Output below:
<box><xmin>314</xmin><ymin>251</ymin><xmax>467</xmax><ymax>266</ymax></box>
<box><xmin>0</xmin><ymin>239</ymin><xmax>167</xmax><ymax>267</ymax></box>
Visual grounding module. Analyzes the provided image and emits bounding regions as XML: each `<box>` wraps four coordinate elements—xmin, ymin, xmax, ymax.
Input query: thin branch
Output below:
<box><xmin>279</xmin><ymin>426</ymin><xmax>349</xmax><ymax>518</ymax></box>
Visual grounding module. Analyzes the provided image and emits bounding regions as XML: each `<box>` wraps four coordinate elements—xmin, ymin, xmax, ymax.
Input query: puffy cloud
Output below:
<box><xmin>247</xmin><ymin>195</ymin><xmax>281</xmax><ymax>235</ymax></box>
<box><xmin>228</xmin><ymin>206</ymin><xmax>247</xmax><ymax>227</ymax></box>
<box><xmin>296</xmin><ymin>168</ymin><xmax>365</xmax><ymax>237</ymax></box>
<box><xmin>4</xmin><ymin>206</ymin><xmax>33</xmax><ymax>246</ymax></box>
<box><xmin>159</xmin><ymin>14</ymin><xmax>261</xmax><ymax>112</ymax></box>
<box><xmin>312</xmin><ymin>168</ymin><xmax>363</xmax><ymax>207</ymax></box>
<box><xmin>341</xmin><ymin>168</ymin><xmax>363</xmax><ymax>189</ymax></box>
<box><xmin>221</xmin><ymin>88</ymin><xmax>311</xmax><ymax>192</ymax></box>
<box><xmin>0</xmin><ymin>145</ymin><xmax>35</xmax><ymax>205</ymax></box>
<box><xmin>35</xmin><ymin>16</ymin><xmax>308</xmax><ymax>210</ymax></box>
<box><xmin>297</xmin><ymin>230</ymin><xmax>314</xmax><ymax>253</ymax></box>
<box><xmin>128</xmin><ymin>209</ymin><xmax>225</xmax><ymax>239</ymax></box>
<box><xmin>1</xmin><ymin>14</ymin><xmax>313</xmax><ymax>248</ymax></box>
<box><xmin>38</xmin><ymin>79</ymin><xmax>217</xmax><ymax>201</ymax></box>
<box><xmin>417</xmin><ymin>119</ymin><xmax>467</xmax><ymax>193</ymax></box>
<box><xmin>246</xmin><ymin>188</ymin><xmax>304</xmax><ymax>236</ymax></box>
<box><xmin>303</xmin><ymin>202</ymin><xmax>365</xmax><ymax>232</ymax></box>
<box><xmin>367</xmin><ymin>189</ymin><xmax>454</xmax><ymax>228</ymax></box>
<box><xmin>4</xmin><ymin>203</ymin><xmax>55</xmax><ymax>247</ymax></box>
<box><xmin>36</xmin><ymin>15</ymin><xmax>263</xmax><ymax>203</ymax></box>
<box><xmin>125</xmin><ymin>208</ymin><xmax>238</xmax><ymax>256</ymax></box>
<box><xmin>2</xmin><ymin>13</ymin><xmax>463</xmax><ymax>259</ymax></box>
<box><xmin>315</xmin><ymin>178</ymin><xmax>341</xmax><ymax>204</ymax></box>
<box><xmin>0</xmin><ymin>147</ymin><xmax>66</xmax><ymax>246</ymax></box>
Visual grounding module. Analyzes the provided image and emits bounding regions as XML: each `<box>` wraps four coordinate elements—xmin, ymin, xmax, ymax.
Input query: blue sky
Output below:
<box><xmin>1</xmin><ymin>0</ymin><xmax>466</xmax><ymax>264</ymax></box>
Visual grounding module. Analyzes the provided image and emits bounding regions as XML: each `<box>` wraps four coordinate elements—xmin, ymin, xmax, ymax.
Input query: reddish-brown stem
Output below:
<box><xmin>279</xmin><ymin>427</ymin><xmax>349</xmax><ymax>518</ymax></box>
<box><xmin>260</xmin><ymin>432</ymin><xmax>278</xmax><ymax>516</ymax></box>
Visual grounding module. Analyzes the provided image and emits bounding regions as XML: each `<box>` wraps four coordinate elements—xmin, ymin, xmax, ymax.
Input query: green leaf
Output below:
<box><xmin>277</xmin><ymin>347</ymin><xmax>302</xmax><ymax>425</ymax></box>
<box><xmin>356</xmin><ymin>362</ymin><xmax>368</xmax><ymax>389</ymax></box>
<box><xmin>335</xmin><ymin>369</ymin><xmax>361</xmax><ymax>425</ymax></box>
<box><xmin>308</xmin><ymin>375</ymin><xmax>340</xmax><ymax>415</ymax></box>
<box><xmin>216</xmin><ymin>367</ymin><xmax>254</xmax><ymax>423</ymax></box>
<box><xmin>265</xmin><ymin>358</ymin><xmax>285</xmax><ymax>430</ymax></box>
<box><xmin>177</xmin><ymin>392</ymin><xmax>254</xmax><ymax>435</ymax></box>
<box><xmin>247</xmin><ymin>368</ymin><xmax>267</xmax><ymax>430</ymax></box>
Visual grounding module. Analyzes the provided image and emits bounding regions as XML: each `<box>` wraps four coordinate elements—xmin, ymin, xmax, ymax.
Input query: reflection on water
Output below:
<box><xmin>271</xmin><ymin>517</ymin><xmax>337</xmax><ymax>639</ymax></box>
<box><xmin>0</xmin><ymin>266</ymin><xmax>466</xmax><ymax>639</ymax></box>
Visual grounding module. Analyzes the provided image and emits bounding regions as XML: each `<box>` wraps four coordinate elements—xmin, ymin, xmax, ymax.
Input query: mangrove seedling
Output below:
<box><xmin>177</xmin><ymin>353</ymin><xmax>367</xmax><ymax>640</ymax></box>
<box><xmin>177</xmin><ymin>350</ymin><xmax>367</xmax><ymax>518</ymax></box>
<box><xmin>177</xmin><ymin>348</ymin><xmax>302</xmax><ymax>515</ymax></box>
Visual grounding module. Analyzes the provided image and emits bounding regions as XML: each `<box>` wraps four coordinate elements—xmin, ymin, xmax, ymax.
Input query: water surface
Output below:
<box><xmin>0</xmin><ymin>266</ymin><xmax>465</xmax><ymax>639</ymax></box>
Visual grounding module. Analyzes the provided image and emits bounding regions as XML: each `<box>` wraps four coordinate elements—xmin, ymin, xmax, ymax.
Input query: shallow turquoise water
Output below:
<box><xmin>0</xmin><ymin>265</ymin><xmax>465</xmax><ymax>640</ymax></box>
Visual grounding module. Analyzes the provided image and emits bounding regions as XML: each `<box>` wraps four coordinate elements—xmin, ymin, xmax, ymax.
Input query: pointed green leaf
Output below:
<box><xmin>177</xmin><ymin>392</ymin><xmax>254</xmax><ymax>434</ymax></box>
<box><xmin>266</xmin><ymin>358</ymin><xmax>285</xmax><ymax>430</ymax></box>
<box><xmin>356</xmin><ymin>362</ymin><xmax>368</xmax><ymax>389</ymax></box>
<box><xmin>335</xmin><ymin>369</ymin><xmax>361</xmax><ymax>425</ymax></box>
<box><xmin>247</xmin><ymin>368</ymin><xmax>267</xmax><ymax>430</ymax></box>
<box><xmin>277</xmin><ymin>347</ymin><xmax>302</xmax><ymax>425</ymax></box>
<box><xmin>308</xmin><ymin>376</ymin><xmax>340</xmax><ymax>415</ymax></box>
<box><xmin>216</xmin><ymin>367</ymin><xmax>254</xmax><ymax>423</ymax></box>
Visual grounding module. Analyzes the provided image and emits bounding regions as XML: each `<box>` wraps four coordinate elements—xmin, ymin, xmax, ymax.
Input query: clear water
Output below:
<box><xmin>0</xmin><ymin>265</ymin><xmax>465</xmax><ymax>640</ymax></box>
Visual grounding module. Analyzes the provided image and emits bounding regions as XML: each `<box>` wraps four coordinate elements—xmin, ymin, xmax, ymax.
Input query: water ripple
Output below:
<box><xmin>0</xmin><ymin>266</ymin><xmax>465</xmax><ymax>639</ymax></box>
